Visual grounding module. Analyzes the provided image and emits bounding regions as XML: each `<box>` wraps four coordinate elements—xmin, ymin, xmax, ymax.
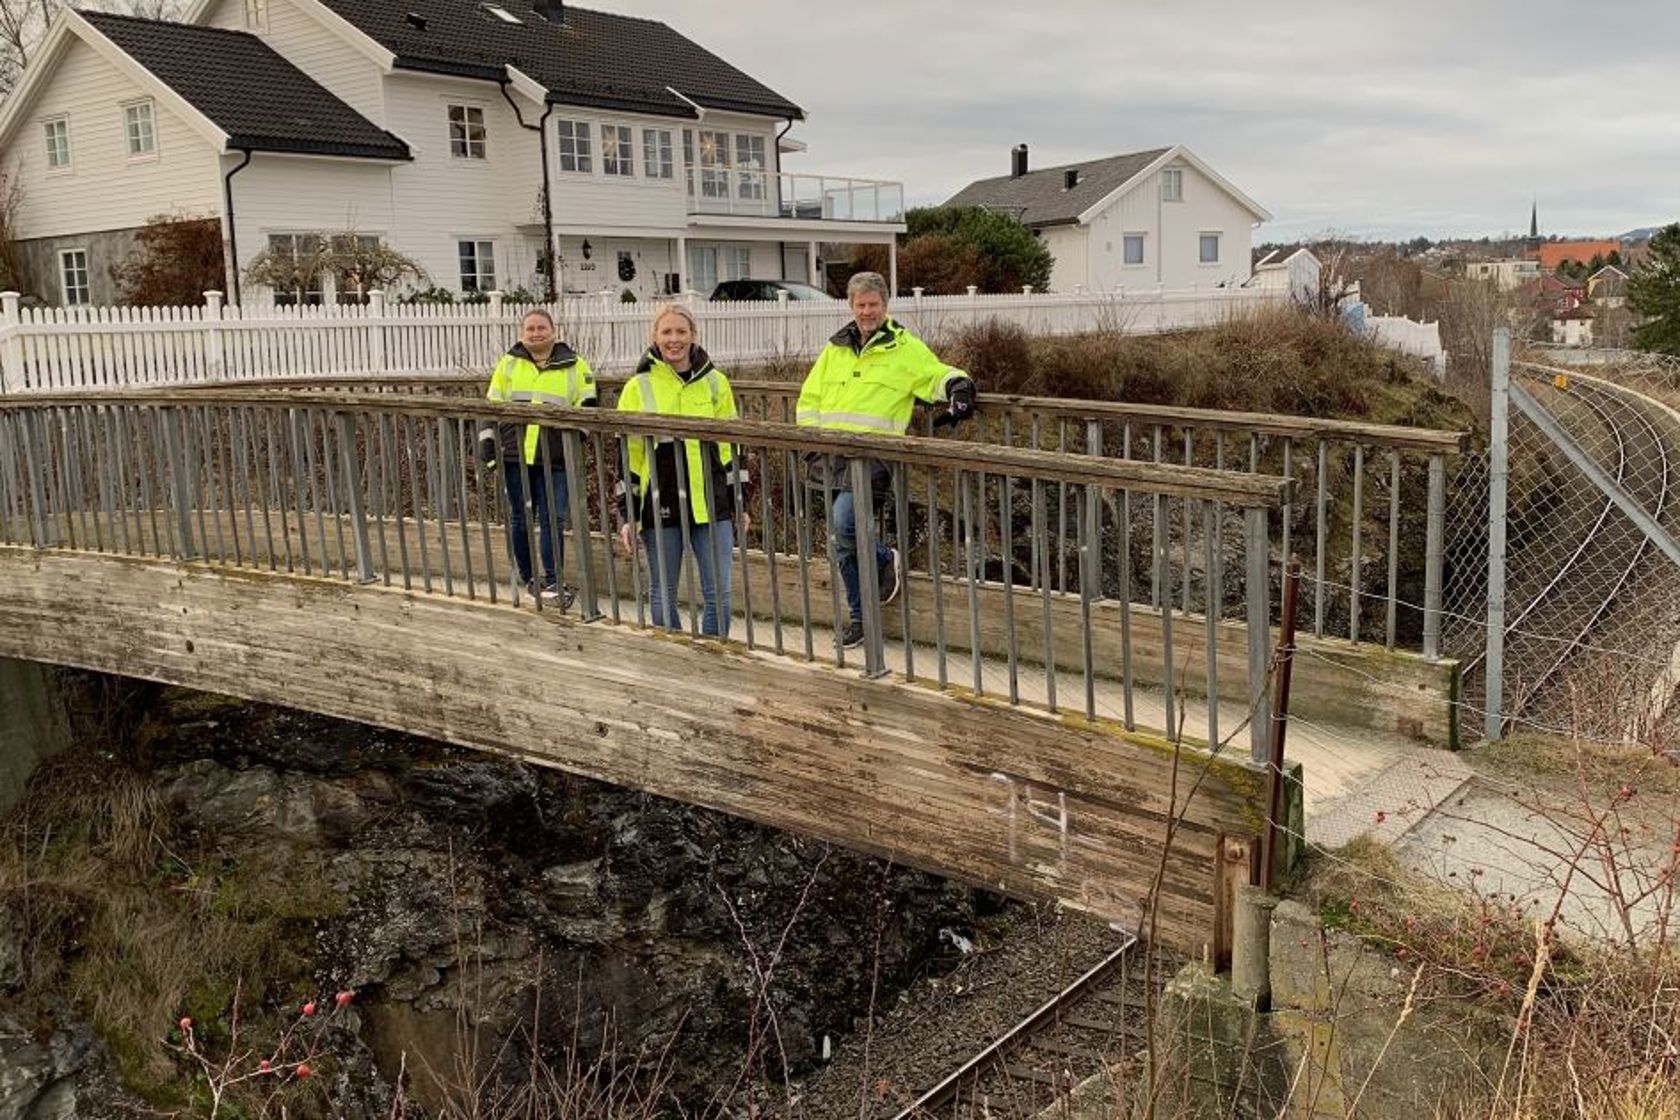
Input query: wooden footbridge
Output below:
<box><xmin>0</xmin><ymin>381</ymin><xmax>1464</xmax><ymax>955</ymax></box>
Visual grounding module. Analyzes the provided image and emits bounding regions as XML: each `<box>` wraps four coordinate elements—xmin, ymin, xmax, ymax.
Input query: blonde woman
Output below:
<box><xmin>616</xmin><ymin>303</ymin><xmax>745</xmax><ymax>636</ymax></box>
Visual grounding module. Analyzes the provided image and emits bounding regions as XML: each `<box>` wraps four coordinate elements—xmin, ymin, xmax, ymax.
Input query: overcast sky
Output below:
<box><xmin>608</xmin><ymin>0</ymin><xmax>1677</xmax><ymax>242</ymax></box>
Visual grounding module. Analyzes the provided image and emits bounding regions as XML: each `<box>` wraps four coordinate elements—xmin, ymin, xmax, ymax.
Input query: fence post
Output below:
<box><xmin>202</xmin><ymin>290</ymin><xmax>225</xmax><ymax>379</ymax></box>
<box><xmin>1422</xmin><ymin>452</ymin><xmax>1445</xmax><ymax>659</ymax></box>
<box><xmin>1245</xmin><ymin>505</ymin><xmax>1273</xmax><ymax>763</ymax></box>
<box><xmin>367</xmin><ymin>290</ymin><xmax>387</xmax><ymax>373</ymax></box>
<box><xmin>0</xmin><ymin>292</ymin><xmax>21</xmax><ymax>393</ymax></box>
<box><xmin>1484</xmin><ymin>328</ymin><xmax>1510</xmax><ymax>741</ymax></box>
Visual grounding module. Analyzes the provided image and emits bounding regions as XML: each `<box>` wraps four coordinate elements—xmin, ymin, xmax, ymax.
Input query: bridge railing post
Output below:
<box><xmin>1245</xmin><ymin>504</ymin><xmax>1273</xmax><ymax>763</ymax></box>
<box><xmin>1423</xmin><ymin>452</ymin><xmax>1446</xmax><ymax>659</ymax></box>
<box><xmin>560</xmin><ymin>426</ymin><xmax>599</xmax><ymax>621</ymax></box>
<box><xmin>161</xmin><ymin>406</ymin><xmax>199</xmax><ymax>561</ymax></box>
<box><xmin>850</xmin><ymin>456</ymin><xmax>888</xmax><ymax>678</ymax></box>
<box><xmin>335</xmin><ymin>411</ymin><xmax>376</xmax><ymax>584</ymax></box>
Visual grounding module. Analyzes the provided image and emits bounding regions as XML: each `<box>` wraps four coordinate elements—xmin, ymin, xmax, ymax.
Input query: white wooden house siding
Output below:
<box><xmin>379</xmin><ymin>73</ymin><xmax>543</xmax><ymax>296</ymax></box>
<box><xmin>1</xmin><ymin>38</ymin><xmax>219</xmax><ymax>239</ymax></box>
<box><xmin>203</xmin><ymin>0</ymin><xmax>385</xmax><ymax>127</ymax></box>
<box><xmin>228</xmin><ymin>155</ymin><xmax>398</xmax><ymax>281</ymax></box>
<box><xmin>1085</xmin><ymin>163</ymin><xmax>1255</xmax><ymax>292</ymax></box>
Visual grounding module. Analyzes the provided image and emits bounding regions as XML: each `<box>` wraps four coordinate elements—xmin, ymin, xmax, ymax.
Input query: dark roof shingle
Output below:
<box><xmin>943</xmin><ymin>148</ymin><xmax>1170</xmax><ymax>228</ymax></box>
<box><xmin>315</xmin><ymin>2</ymin><xmax>804</xmax><ymax>120</ymax></box>
<box><xmin>82</xmin><ymin>12</ymin><xmax>410</xmax><ymax>160</ymax></box>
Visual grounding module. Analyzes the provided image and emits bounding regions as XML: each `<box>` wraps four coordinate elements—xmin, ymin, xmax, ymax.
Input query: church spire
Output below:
<box><xmin>1530</xmin><ymin>198</ymin><xmax>1539</xmax><ymax>241</ymax></box>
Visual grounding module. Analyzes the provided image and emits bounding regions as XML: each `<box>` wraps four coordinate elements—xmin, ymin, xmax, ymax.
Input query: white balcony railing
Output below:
<box><xmin>687</xmin><ymin>169</ymin><xmax>905</xmax><ymax>223</ymax></box>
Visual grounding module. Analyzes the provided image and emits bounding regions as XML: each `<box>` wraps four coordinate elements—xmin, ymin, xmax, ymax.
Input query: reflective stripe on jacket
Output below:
<box><xmin>481</xmin><ymin>342</ymin><xmax>596</xmax><ymax>465</ymax></box>
<box><xmin>795</xmin><ymin>317</ymin><xmax>967</xmax><ymax>435</ymax></box>
<box><xmin>795</xmin><ymin>317</ymin><xmax>968</xmax><ymax>491</ymax></box>
<box><xmin>618</xmin><ymin>345</ymin><xmax>741</xmax><ymax>527</ymax></box>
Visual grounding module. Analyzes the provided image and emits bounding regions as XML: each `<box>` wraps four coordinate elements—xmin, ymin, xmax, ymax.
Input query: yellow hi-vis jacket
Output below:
<box><xmin>617</xmin><ymin>345</ymin><xmax>742</xmax><ymax>527</ymax></box>
<box><xmin>482</xmin><ymin>342</ymin><xmax>597</xmax><ymax>466</ymax></box>
<box><xmin>795</xmin><ymin>317</ymin><xmax>969</xmax><ymax>436</ymax></box>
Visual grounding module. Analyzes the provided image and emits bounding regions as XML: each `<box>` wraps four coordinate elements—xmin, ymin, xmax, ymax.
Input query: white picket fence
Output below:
<box><xmin>0</xmin><ymin>285</ymin><xmax>1289</xmax><ymax>393</ymax></box>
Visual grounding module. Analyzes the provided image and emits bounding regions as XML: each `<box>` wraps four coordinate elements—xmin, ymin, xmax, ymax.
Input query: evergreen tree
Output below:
<box><xmin>1629</xmin><ymin>224</ymin><xmax>1680</xmax><ymax>355</ymax></box>
<box><xmin>899</xmin><ymin>207</ymin><xmax>1055</xmax><ymax>293</ymax></box>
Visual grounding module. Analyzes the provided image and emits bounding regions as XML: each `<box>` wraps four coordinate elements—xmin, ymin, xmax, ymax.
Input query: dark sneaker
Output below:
<box><xmin>840</xmin><ymin>619</ymin><xmax>865</xmax><ymax>648</ymax></box>
<box><xmin>879</xmin><ymin>548</ymin><xmax>902</xmax><ymax>606</ymax></box>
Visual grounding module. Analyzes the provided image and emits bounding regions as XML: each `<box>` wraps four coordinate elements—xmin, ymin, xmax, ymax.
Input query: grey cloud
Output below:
<box><xmin>620</xmin><ymin>1</ymin><xmax>1680</xmax><ymax>238</ymax></box>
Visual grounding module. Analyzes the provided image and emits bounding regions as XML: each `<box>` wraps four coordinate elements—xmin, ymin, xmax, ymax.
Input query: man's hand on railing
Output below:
<box><xmin>933</xmin><ymin>379</ymin><xmax>977</xmax><ymax>429</ymax></box>
<box><xmin>478</xmin><ymin>432</ymin><xmax>499</xmax><ymax>475</ymax></box>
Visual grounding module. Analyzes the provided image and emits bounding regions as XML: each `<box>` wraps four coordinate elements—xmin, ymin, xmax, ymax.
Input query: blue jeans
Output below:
<box><xmin>502</xmin><ymin>462</ymin><xmax>568</xmax><ymax>586</ymax></box>
<box><xmin>830</xmin><ymin>489</ymin><xmax>892</xmax><ymax>622</ymax></box>
<box><xmin>641</xmin><ymin>519</ymin><xmax>735</xmax><ymax>636</ymax></box>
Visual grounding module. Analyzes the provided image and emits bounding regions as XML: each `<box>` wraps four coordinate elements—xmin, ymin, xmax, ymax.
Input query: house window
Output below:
<box><xmin>555</xmin><ymin>120</ymin><xmax>591</xmax><ymax>172</ymax></box>
<box><xmin>601</xmin><ymin>124</ymin><xmax>633</xmax><ymax>177</ymax></box>
<box><xmin>243</xmin><ymin>0</ymin><xmax>267</xmax><ymax>29</ymax></box>
<box><xmin>1123</xmin><ymin>233</ymin><xmax>1146</xmax><ymax>266</ymax></box>
<box><xmin>448</xmin><ymin>105</ymin><xmax>486</xmax><ymax>159</ymax></box>
<box><xmin>734</xmin><ymin>134</ymin><xmax>766</xmax><ymax>201</ymax></box>
<box><xmin>686</xmin><ymin>245</ymin><xmax>751</xmax><ymax>293</ymax></box>
<box><xmin>59</xmin><ymin>250</ymin><xmax>90</xmax><ymax>306</ymax></box>
<box><xmin>697</xmin><ymin>129</ymin><xmax>731</xmax><ymax>199</ymax></box>
<box><xmin>682</xmin><ymin>129</ymin><xmax>694</xmax><ymax>195</ymax></box>
<box><xmin>43</xmin><ymin>117</ymin><xmax>71</xmax><ymax>169</ymax></box>
<box><xmin>1199</xmin><ymin>233</ymin><xmax>1221</xmax><ymax>264</ymax></box>
<box><xmin>459</xmin><ymin>240</ymin><xmax>496</xmax><ymax>292</ymax></box>
<box><xmin>266</xmin><ymin>233</ymin><xmax>323</xmax><ymax>305</ymax></box>
<box><xmin>123</xmin><ymin>100</ymin><xmax>156</xmax><ymax>157</ymax></box>
<box><xmin>642</xmin><ymin>129</ymin><xmax>672</xmax><ymax>179</ymax></box>
<box><xmin>1161</xmin><ymin>168</ymin><xmax>1183</xmax><ymax>202</ymax></box>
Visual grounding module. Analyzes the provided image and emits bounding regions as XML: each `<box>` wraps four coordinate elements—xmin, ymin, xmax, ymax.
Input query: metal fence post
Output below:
<box><xmin>1245</xmin><ymin>505</ymin><xmax>1273</xmax><ymax>762</ymax></box>
<box><xmin>1422</xmin><ymin>452</ymin><xmax>1446</xmax><ymax>659</ymax></box>
<box><xmin>0</xmin><ymin>291</ymin><xmax>21</xmax><ymax>394</ymax></box>
<box><xmin>335</xmin><ymin>412</ymin><xmax>376</xmax><ymax>583</ymax></box>
<box><xmin>1484</xmin><ymin>328</ymin><xmax>1510</xmax><ymax>741</ymax></box>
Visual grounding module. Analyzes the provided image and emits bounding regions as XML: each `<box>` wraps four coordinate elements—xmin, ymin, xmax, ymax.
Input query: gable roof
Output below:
<box><xmin>944</xmin><ymin>144</ymin><xmax>1270</xmax><ymax>229</ymax></box>
<box><xmin>78</xmin><ymin>12</ymin><xmax>410</xmax><ymax>160</ymax></box>
<box><xmin>943</xmin><ymin>148</ymin><xmax>1169</xmax><ymax>228</ymax></box>
<box><xmin>308</xmin><ymin>1</ymin><xmax>803</xmax><ymax>120</ymax></box>
<box><xmin>1254</xmin><ymin>244</ymin><xmax>1317</xmax><ymax>270</ymax></box>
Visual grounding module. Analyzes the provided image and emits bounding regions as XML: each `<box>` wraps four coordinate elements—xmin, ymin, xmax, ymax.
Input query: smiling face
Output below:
<box><xmin>849</xmin><ymin>289</ymin><xmax>888</xmax><ymax>337</ymax></box>
<box><xmin>520</xmin><ymin>313</ymin><xmax>556</xmax><ymax>351</ymax></box>
<box><xmin>654</xmin><ymin>310</ymin><xmax>694</xmax><ymax>365</ymax></box>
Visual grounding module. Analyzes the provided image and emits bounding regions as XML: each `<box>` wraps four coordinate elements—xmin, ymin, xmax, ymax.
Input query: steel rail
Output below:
<box><xmin>887</xmin><ymin>934</ymin><xmax>1140</xmax><ymax>1120</ymax></box>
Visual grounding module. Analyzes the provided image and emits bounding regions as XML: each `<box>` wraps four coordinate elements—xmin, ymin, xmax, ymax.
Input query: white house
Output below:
<box><xmin>944</xmin><ymin>144</ymin><xmax>1270</xmax><ymax>294</ymax></box>
<box><xmin>0</xmin><ymin>0</ymin><xmax>906</xmax><ymax>307</ymax></box>
<box><xmin>1247</xmin><ymin>245</ymin><xmax>1321</xmax><ymax>305</ymax></box>
<box><xmin>1552</xmin><ymin>306</ymin><xmax>1595</xmax><ymax>347</ymax></box>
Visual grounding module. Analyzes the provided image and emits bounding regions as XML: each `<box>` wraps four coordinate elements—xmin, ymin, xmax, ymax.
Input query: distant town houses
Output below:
<box><xmin>943</xmin><ymin>144</ymin><xmax>1270</xmax><ymax>294</ymax></box>
<box><xmin>0</xmin><ymin>0</ymin><xmax>908</xmax><ymax>307</ymax></box>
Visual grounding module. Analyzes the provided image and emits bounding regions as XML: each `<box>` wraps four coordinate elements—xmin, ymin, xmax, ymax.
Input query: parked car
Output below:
<box><xmin>709</xmin><ymin>279</ymin><xmax>835</xmax><ymax>302</ymax></box>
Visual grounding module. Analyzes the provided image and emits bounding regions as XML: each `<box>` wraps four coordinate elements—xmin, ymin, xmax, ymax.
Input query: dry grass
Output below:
<box><xmin>1300</xmin><ymin>731</ymin><xmax>1680</xmax><ymax>1120</ymax></box>
<box><xmin>0</xmin><ymin>749</ymin><xmax>339</xmax><ymax>1108</ymax></box>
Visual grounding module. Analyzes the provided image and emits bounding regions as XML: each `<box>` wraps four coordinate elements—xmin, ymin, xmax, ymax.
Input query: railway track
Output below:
<box><xmin>889</xmin><ymin>936</ymin><xmax>1165</xmax><ymax>1120</ymax></box>
<box><xmin>1475</xmin><ymin>371</ymin><xmax>1677</xmax><ymax>725</ymax></box>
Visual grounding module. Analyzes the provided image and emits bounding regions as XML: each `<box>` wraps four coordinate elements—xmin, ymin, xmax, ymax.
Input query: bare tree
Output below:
<box><xmin>1</xmin><ymin>0</ymin><xmax>187</xmax><ymax>97</ymax></box>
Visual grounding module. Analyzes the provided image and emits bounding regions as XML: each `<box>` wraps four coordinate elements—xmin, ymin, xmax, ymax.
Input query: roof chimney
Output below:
<box><xmin>532</xmin><ymin>0</ymin><xmax>565</xmax><ymax>22</ymax></box>
<box><xmin>1011</xmin><ymin>143</ymin><xmax>1028</xmax><ymax>179</ymax></box>
<box><xmin>1063</xmin><ymin>168</ymin><xmax>1079</xmax><ymax>190</ymax></box>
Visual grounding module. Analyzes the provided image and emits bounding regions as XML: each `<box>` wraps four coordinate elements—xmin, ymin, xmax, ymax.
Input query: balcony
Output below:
<box><xmin>686</xmin><ymin>169</ymin><xmax>905</xmax><ymax>224</ymax></box>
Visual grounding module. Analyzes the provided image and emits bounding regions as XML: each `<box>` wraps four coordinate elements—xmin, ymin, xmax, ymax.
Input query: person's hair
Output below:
<box><xmin>846</xmin><ymin>271</ymin><xmax>890</xmax><ymax>303</ymax></box>
<box><xmin>649</xmin><ymin>301</ymin><xmax>699</xmax><ymax>343</ymax></box>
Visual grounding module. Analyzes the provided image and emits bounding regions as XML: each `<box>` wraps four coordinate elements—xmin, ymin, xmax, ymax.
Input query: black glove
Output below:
<box><xmin>947</xmin><ymin>379</ymin><xmax>977</xmax><ymax>424</ymax></box>
<box><xmin>478</xmin><ymin>432</ymin><xmax>499</xmax><ymax>473</ymax></box>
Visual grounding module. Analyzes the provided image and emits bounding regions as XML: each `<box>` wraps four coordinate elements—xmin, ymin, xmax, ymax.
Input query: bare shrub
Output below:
<box><xmin>111</xmin><ymin>214</ymin><xmax>224</xmax><ymax>306</ymax></box>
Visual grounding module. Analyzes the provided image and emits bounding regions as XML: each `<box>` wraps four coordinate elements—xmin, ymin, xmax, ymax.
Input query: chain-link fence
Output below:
<box><xmin>1442</xmin><ymin>340</ymin><xmax>1680</xmax><ymax>747</ymax></box>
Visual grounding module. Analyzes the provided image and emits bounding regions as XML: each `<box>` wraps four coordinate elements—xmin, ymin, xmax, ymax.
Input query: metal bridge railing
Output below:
<box><xmin>155</xmin><ymin>373</ymin><xmax>1467</xmax><ymax>661</ymax></box>
<box><xmin>0</xmin><ymin>389</ymin><xmax>1295</xmax><ymax>762</ymax></box>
